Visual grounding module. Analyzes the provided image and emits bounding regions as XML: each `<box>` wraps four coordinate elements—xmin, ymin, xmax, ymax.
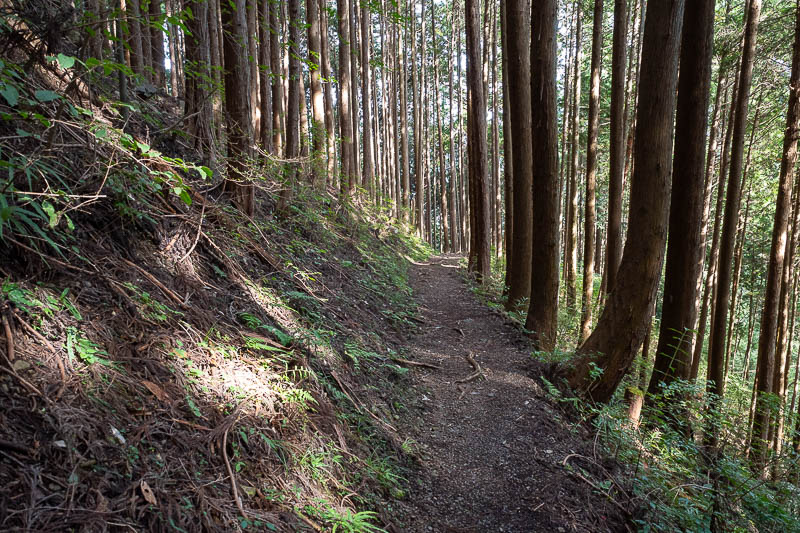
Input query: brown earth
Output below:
<box><xmin>393</xmin><ymin>255</ymin><xmax>631</xmax><ymax>533</ymax></box>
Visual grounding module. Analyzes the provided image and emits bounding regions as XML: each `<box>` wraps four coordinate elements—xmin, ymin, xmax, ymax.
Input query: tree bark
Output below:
<box><xmin>646</xmin><ymin>0</ymin><xmax>714</xmax><ymax>399</ymax></box>
<box><xmin>708</xmin><ymin>0</ymin><xmax>761</xmax><ymax>405</ymax></box>
<box><xmin>349</xmin><ymin>0</ymin><xmax>361</xmax><ymax>185</ymax></box>
<box><xmin>565</xmin><ymin>6</ymin><xmax>582</xmax><ymax>310</ymax></box>
<box><xmin>270</xmin><ymin>0</ymin><xmax>284</xmax><ymax>157</ymax></box>
<box><xmin>149</xmin><ymin>0</ymin><xmax>166</xmax><ymax>87</ymax></box>
<box><xmin>580</xmin><ymin>0</ymin><xmax>603</xmax><ymax>343</ymax></box>
<box><xmin>465</xmin><ymin>0</ymin><xmax>490</xmax><ymax>280</ymax></box>
<box><xmin>277</xmin><ymin>0</ymin><xmax>301</xmax><ymax>212</ymax></box>
<box><xmin>257</xmin><ymin>0</ymin><xmax>271</xmax><ymax>151</ymax></box>
<box><xmin>400</xmin><ymin>0</ymin><xmax>411</xmax><ymax>221</ymax></box>
<box><xmin>184</xmin><ymin>0</ymin><xmax>215</xmax><ymax>164</ymax></box>
<box><xmin>568</xmin><ymin>0</ymin><xmax>685</xmax><ymax>402</ymax></box>
<box><xmin>503</xmin><ymin>0</ymin><xmax>532</xmax><ymax>311</ymax></box>
<box><xmin>247</xmin><ymin>0</ymin><xmax>260</xmax><ymax>139</ymax></box>
<box><xmin>448</xmin><ymin>5</ymin><xmax>459</xmax><ymax>249</ymax></box>
<box><xmin>222</xmin><ymin>0</ymin><xmax>255</xmax><ymax>215</ymax></box>
<box><xmin>604</xmin><ymin>0</ymin><xmax>626</xmax><ymax>297</ymax></box>
<box><xmin>127</xmin><ymin>0</ymin><xmax>146</xmax><ymax>76</ymax></box>
<box><xmin>306</xmin><ymin>0</ymin><xmax>325</xmax><ymax>186</ymax></box>
<box><xmin>754</xmin><ymin>0</ymin><xmax>799</xmax><ymax>466</ymax></box>
<box><xmin>412</xmin><ymin>2</ymin><xmax>424</xmax><ymax>236</ymax></box>
<box><xmin>500</xmin><ymin>0</ymin><xmax>512</xmax><ymax>281</ymax></box>
<box><xmin>336</xmin><ymin>0</ymin><xmax>354</xmax><ymax>193</ymax></box>
<box><xmin>525</xmin><ymin>0</ymin><xmax>560</xmax><ymax>351</ymax></box>
<box><xmin>318</xmin><ymin>0</ymin><xmax>336</xmax><ymax>185</ymax></box>
<box><xmin>431</xmin><ymin>3</ymin><xmax>449</xmax><ymax>252</ymax></box>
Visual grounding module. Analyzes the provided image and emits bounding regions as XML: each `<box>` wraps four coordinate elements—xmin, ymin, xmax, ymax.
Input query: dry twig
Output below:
<box><xmin>120</xmin><ymin>258</ymin><xmax>185</xmax><ymax>306</ymax></box>
<box><xmin>456</xmin><ymin>352</ymin><xmax>486</xmax><ymax>384</ymax></box>
<box><xmin>2</xmin><ymin>306</ymin><xmax>14</xmax><ymax>362</ymax></box>
<box><xmin>391</xmin><ymin>357</ymin><xmax>441</xmax><ymax>370</ymax></box>
<box><xmin>222</xmin><ymin>426</ymin><xmax>246</xmax><ymax>519</ymax></box>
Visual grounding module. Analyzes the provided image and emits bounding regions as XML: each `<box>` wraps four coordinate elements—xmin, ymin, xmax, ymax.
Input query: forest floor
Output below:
<box><xmin>393</xmin><ymin>255</ymin><xmax>630</xmax><ymax>533</ymax></box>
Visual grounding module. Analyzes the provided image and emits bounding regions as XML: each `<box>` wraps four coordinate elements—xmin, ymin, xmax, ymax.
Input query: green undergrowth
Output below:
<box><xmin>537</xmin><ymin>372</ymin><xmax>800</xmax><ymax>532</ymax></box>
<box><xmin>0</xmin><ymin>51</ymin><xmax>431</xmax><ymax>532</ymax></box>
<box><xmin>467</xmin><ymin>257</ymin><xmax>800</xmax><ymax>532</ymax></box>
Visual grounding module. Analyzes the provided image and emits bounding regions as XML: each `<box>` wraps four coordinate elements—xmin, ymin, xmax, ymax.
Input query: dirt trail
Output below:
<box><xmin>396</xmin><ymin>255</ymin><xmax>627</xmax><ymax>533</ymax></box>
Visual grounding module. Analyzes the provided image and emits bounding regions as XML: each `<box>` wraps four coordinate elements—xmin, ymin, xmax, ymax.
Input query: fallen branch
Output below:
<box><xmin>563</xmin><ymin>467</ymin><xmax>632</xmax><ymax>518</ymax></box>
<box><xmin>456</xmin><ymin>352</ymin><xmax>486</xmax><ymax>384</ymax></box>
<box><xmin>121</xmin><ymin>258</ymin><xmax>185</xmax><ymax>307</ymax></box>
<box><xmin>178</xmin><ymin>191</ymin><xmax>208</xmax><ymax>264</ymax></box>
<box><xmin>2</xmin><ymin>306</ymin><xmax>14</xmax><ymax>362</ymax></box>
<box><xmin>330</xmin><ymin>370</ymin><xmax>398</xmax><ymax>433</ymax></box>
<box><xmin>222</xmin><ymin>426</ymin><xmax>246</xmax><ymax>518</ymax></box>
<box><xmin>391</xmin><ymin>357</ymin><xmax>441</xmax><ymax>370</ymax></box>
<box><xmin>0</xmin><ymin>365</ymin><xmax>42</xmax><ymax>396</ymax></box>
<box><xmin>0</xmin><ymin>438</ymin><xmax>28</xmax><ymax>454</ymax></box>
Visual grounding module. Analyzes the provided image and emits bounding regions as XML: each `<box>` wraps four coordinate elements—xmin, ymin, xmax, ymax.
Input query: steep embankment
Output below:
<box><xmin>0</xmin><ymin>170</ymin><xmax>430</xmax><ymax>530</ymax></box>
<box><xmin>0</xmin><ymin>40</ymin><xmax>449</xmax><ymax>532</ymax></box>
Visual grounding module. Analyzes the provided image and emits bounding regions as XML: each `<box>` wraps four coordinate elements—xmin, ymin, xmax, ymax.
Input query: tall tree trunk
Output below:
<box><xmin>400</xmin><ymin>0</ymin><xmax>411</xmax><ymax>220</ymax></box>
<box><xmin>725</xmin><ymin>187</ymin><xmax>751</xmax><ymax>382</ymax></box>
<box><xmin>754</xmin><ymin>0</ymin><xmax>800</xmax><ymax>465</ymax></box>
<box><xmin>432</xmin><ymin>3</ymin><xmax>450</xmax><ymax>252</ymax></box>
<box><xmin>458</xmin><ymin>13</ymin><xmax>468</xmax><ymax>251</ymax></box>
<box><xmin>337</xmin><ymin>0</ymin><xmax>354</xmax><ymax>193</ymax></box>
<box><xmin>742</xmin><ymin>292</ymin><xmax>756</xmax><ymax>381</ymax></box>
<box><xmin>646</xmin><ymin>0</ymin><xmax>715</xmax><ymax>400</ymax></box>
<box><xmin>270</xmin><ymin>0</ymin><xmax>284</xmax><ymax>157</ymax></box>
<box><xmin>247</xmin><ymin>0</ymin><xmax>260</xmax><ymax>139</ymax></box>
<box><xmin>490</xmin><ymin>4</ymin><xmax>500</xmax><ymax>257</ymax></box>
<box><xmin>149</xmin><ymin>0</ymin><xmax>166</xmax><ymax>87</ymax></box>
<box><xmin>412</xmin><ymin>2</ymin><xmax>424</xmax><ymax>236</ymax></box>
<box><xmin>142</xmin><ymin>0</ymin><xmax>154</xmax><ymax>82</ymax></box>
<box><xmin>167</xmin><ymin>0</ymin><xmax>180</xmax><ymax>95</ymax></box>
<box><xmin>500</xmin><ymin>0</ymin><xmax>512</xmax><ymax>281</ymax></box>
<box><xmin>692</xmin><ymin>70</ymin><xmax>739</xmax><ymax>381</ymax></box>
<box><xmin>349</xmin><ymin>0</ymin><xmax>361</xmax><ymax>184</ymax></box>
<box><xmin>306</xmin><ymin>0</ymin><xmax>325</xmax><ymax>186</ymax></box>
<box><xmin>277</xmin><ymin>0</ymin><xmax>301</xmax><ymax>212</ymax></box>
<box><xmin>503</xmin><ymin>0</ymin><xmax>532</xmax><ymax>311</ymax></box>
<box><xmin>448</xmin><ymin>5</ymin><xmax>459</xmax><ymax>248</ymax></box>
<box><xmin>391</xmin><ymin>23</ymin><xmax>401</xmax><ymax>218</ymax></box>
<box><xmin>565</xmin><ymin>7</ymin><xmax>582</xmax><ymax>310</ymax></box>
<box><xmin>689</xmin><ymin>65</ymin><xmax>729</xmax><ymax>365</ymax></box>
<box><xmin>568</xmin><ymin>0</ymin><xmax>685</xmax><ymax>402</ymax></box>
<box><xmin>222</xmin><ymin>0</ymin><xmax>254</xmax><ymax>215</ymax></box>
<box><xmin>559</xmin><ymin>7</ymin><xmax>575</xmax><ymax>291</ymax></box>
<box><xmin>127</xmin><ymin>0</ymin><xmax>145</xmax><ymax>76</ymax></box>
<box><xmin>209</xmin><ymin>0</ymin><xmax>223</xmax><ymax>128</ymax></box>
<box><xmin>259</xmin><ymin>0</ymin><xmax>273</xmax><ymax>152</ymax></box>
<box><xmin>465</xmin><ymin>0</ymin><xmax>490</xmax><ymax>280</ymax></box>
<box><xmin>319</xmin><ymin>0</ymin><xmax>336</xmax><ymax>185</ymax></box>
<box><xmin>580</xmin><ymin>0</ymin><xmax>603</xmax><ymax>343</ymax></box>
<box><xmin>774</xmin><ymin>170</ymin><xmax>800</xmax><ymax>462</ymax></box>
<box><xmin>708</xmin><ymin>0</ymin><xmax>761</xmax><ymax>406</ymax></box>
<box><xmin>525</xmin><ymin>0</ymin><xmax>561</xmax><ymax>351</ymax></box>
<box><xmin>604</xmin><ymin>0</ymin><xmax>626</xmax><ymax>297</ymax></box>
<box><xmin>184</xmin><ymin>0</ymin><xmax>215</xmax><ymax>164</ymax></box>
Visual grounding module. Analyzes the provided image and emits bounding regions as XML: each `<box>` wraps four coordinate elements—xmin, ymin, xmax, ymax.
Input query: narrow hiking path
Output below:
<box><xmin>394</xmin><ymin>255</ymin><xmax>629</xmax><ymax>533</ymax></box>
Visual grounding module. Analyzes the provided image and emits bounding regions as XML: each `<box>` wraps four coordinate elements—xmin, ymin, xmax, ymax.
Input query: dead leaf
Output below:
<box><xmin>140</xmin><ymin>480</ymin><xmax>157</xmax><ymax>506</ymax></box>
<box><xmin>142</xmin><ymin>380</ymin><xmax>168</xmax><ymax>402</ymax></box>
